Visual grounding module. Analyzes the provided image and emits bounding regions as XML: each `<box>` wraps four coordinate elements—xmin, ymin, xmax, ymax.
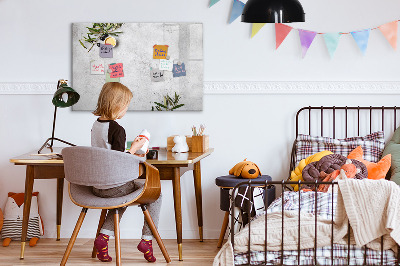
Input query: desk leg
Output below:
<box><xmin>20</xmin><ymin>165</ymin><xmax>35</xmax><ymax>259</ymax></box>
<box><xmin>193</xmin><ymin>161</ymin><xmax>203</xmax><ymax>242</ymax></box>
<box><xmin>172</xmin><ymin>167</ymin><xmax>183</xmax><ymax>261</ymax></box>
<box><xmin>56</xmin><ymin>178</ymin><xmax>64</xmax><ymax>241</ymax></box>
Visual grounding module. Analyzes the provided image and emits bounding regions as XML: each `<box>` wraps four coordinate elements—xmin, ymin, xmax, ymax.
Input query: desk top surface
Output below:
<box><xmin>10</xmin><ymin>147</ymin><xmax>214</xmax><ymax>166</ymax></box>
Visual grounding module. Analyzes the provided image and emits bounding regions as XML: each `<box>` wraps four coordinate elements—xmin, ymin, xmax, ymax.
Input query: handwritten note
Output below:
<box><xmin>150</xmin><ymin>68</ymin><xmax>165</xmax><ymax>82</ymax></box>
<box><xmin>173</xmin><ymin>63</ymin><xmax>187</xmax><ymax>77</ymax></box>
<box><xmin>159</xmin><ymin>59</ymin><xmax>174</xmax><ymax>71</ymax></box>
<box><xmin>100</xmin><ymin>44</ymin><xmax>113</xmax><ymax>58</ymax></box>
<box><xmin>153</xmin><ymin>45</ymin><xmax>169</xmax><ymax>59</ymax></box>
<box><xmin>109</xmin><ymin>63</ymin><xmax>124</xmax><ymax>78</ymax></box>
<box><xmin>106</xmin><ymin>72</ymin><xmax>120</xmax><ymax>82</ymax></box>
<box><xmin>90</xmin><ymin>60</ymin><xmax>105</xmax><ymax>75</ymax></box>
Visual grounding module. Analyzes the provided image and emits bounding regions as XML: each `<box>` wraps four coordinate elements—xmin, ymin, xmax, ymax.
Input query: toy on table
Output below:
<box><xmin>229</xmin><ymin>159</ymin><xmax>261</xmax><ymax>179</ymax></box>
<box><xmin>172</xmin><ymin>135</ymin><xmax>189</xmax><ymax>153</ymax></box>
<box><xmin>1</xmin><ymin>192</ymin><xmax>44</xmax><ymax>247</ymax></box>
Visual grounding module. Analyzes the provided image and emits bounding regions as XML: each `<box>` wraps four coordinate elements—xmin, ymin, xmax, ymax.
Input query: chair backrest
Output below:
<box><xmin>62</xmin><ymin>146</ymin><xmax>145</xmax><ymax>187</ymax></box>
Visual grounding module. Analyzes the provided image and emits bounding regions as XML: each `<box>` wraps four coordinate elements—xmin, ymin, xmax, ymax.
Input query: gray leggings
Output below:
<box><xmin>92</xmin><ymin>180</ymin><xmax>162</xmax><ymax>240</ymax></box>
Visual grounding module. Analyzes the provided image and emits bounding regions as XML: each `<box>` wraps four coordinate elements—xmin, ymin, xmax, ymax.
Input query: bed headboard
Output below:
<box><xmin>295</xmin><ymin>106</ymin><xmax>400</xmax><ymax>138</ymax></box>
<box><xmin>290</xmin><ymin>106</ymin><xmax>400</xmax><ymax>179</ymax></box>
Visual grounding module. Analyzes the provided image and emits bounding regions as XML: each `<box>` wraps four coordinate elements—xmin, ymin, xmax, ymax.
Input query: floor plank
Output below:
<box><xmin>0</xmin><ymin>239</ymin><xmax>221</xmax><ymax>265</ymax></box>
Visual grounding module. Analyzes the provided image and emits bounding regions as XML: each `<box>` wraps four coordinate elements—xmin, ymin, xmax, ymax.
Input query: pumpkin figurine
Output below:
<box><xmin>229</xmin><ymin>159</ymin><xmax>261</xmax><ymax>179</ymax></box>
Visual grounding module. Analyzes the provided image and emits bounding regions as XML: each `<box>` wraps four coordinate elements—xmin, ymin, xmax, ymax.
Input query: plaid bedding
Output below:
<box><xmin>294</xmin><ymin>131</ymin><xmax>385</xmax><ymax>166</ymax></box>
<box><xmin>234</xmin><ymin>244</ymin><xmax>397</xmax><ymax>265</ymax></box>
<box><xmin>234</xmin><ymin>191</ymin><xmax>397</xmax><ymax>265</ymax></box>
<box><xmin>266</xmin><ymin>190</ymin><xmax>336</xmax><ymax>220</ymax></box>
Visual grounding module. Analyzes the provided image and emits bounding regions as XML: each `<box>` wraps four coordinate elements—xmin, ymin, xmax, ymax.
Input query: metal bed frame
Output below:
<box><xmin>230</xmin><ymin>106</ymin><xmax>400</xmax><ymax>266</ymax></box>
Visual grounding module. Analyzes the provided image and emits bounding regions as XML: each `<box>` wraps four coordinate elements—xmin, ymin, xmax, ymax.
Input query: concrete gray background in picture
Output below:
<box><xmin>72</xmin><ymin>23</ymin><xmax>203</xmax><ymax>111</ymax></box>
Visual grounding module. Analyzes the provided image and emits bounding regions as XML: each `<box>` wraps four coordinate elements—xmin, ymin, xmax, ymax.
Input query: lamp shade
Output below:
<box><xmin>52</xmin><ymin>84</ymin><xmax>80</xmax><ymax>108</ymax></box>
<box><xmin>241</xmin><ymin>0</ymin><xmax>305</xmax><ymax>23</ymax></box>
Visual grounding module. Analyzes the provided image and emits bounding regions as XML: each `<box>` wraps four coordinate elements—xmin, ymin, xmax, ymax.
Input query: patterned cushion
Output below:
<box><xmin>295</xmin><ymin>131</ymin><xmax>385</xmax><ymax>166</ymax></box>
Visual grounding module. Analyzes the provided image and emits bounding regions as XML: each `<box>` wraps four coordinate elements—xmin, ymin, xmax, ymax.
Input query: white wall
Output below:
<box><xmin>1</xmin><ymin>0</ymin><xmax>400</xmax><ymax>239</ymax></box>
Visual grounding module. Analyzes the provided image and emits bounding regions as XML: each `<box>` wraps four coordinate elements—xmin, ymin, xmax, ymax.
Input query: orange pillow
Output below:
<box><xmin>347</xmin><ymin>146</ymin><xmax>391</xmax><ymax>180</ymax></box>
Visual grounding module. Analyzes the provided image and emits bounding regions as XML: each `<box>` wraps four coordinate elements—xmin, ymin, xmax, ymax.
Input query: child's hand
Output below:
<box><xmin>134</xmin><ymin>149</ymin><xmax>149</xmax><ymax>157</ymax></box>
<box><xmin>129</xmin><ymin>137</ymin><xmax>147</xmax><ymax>155</ymax></box>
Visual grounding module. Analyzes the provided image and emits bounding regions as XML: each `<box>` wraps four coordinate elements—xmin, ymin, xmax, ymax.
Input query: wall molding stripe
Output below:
<box><xmin>1</xmin><ymin>81</ymin><xmax>400</xmax><ymax>95</ymax></box>
<box><xmin>0</xmin><ymin>83</ymin><xmax>55</xmax><ymax>95</ymax></box>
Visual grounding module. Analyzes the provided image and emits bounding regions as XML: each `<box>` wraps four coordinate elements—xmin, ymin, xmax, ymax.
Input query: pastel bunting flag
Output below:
<box><xmin>229</xmin><ymin>0</ymin><xmax>245</xmax><ymax>24</ymax></box>
<box><xmin>251</xmin><ymin>23</ymin><xmax>266</xmax><ymax>38</ymax></box>
<box><xmin>323</xmin><ymin>33</ymin><xmax>341</xmax><ymax>58</ymax></box>
<box><xmin>298</xmin><ymin>29</ymin><xmax>317</xmax><ymax>58</ymax></box>
<box><xmin>275</xmin><ymin>23</ymin><xmax>293</xmax><ymax>49</ymax></box>
<box><xmin>378</xmin><ymin>21</ymin><xmax>398</xmax><ymax>50</ymax></box>
<box><xmin>351</xmin><ymin>29</ymin><xmax>370</xmax><ymax>55</ymax></box>
<box><xmin>209</xmin><ymin>0</ymin><xmax>220</xmax><ymax>7</ymax></box>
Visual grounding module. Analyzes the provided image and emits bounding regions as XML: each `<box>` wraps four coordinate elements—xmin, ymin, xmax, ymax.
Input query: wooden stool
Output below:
<box><xmin>215</xmin><ymin>175</ymin><xmax>275</xmax><ymax>248</ymax></box>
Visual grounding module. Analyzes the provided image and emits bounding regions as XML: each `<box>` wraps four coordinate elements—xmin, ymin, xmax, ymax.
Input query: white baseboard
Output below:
<box><xmin>1</xmin><ymin>81</ymin><xmax>400</xmax><ymax>94</ymax></box>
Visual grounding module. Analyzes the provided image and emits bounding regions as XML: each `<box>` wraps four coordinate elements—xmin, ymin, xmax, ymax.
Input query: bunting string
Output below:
<box><xmin>209</xmin><ymin>0</ymin><xmax>399</xmax><ymax>58</ymax></box>
<box><xmin>283</xmin><ymin>20</ymin><xmax>400</xmax><ymax>35</ymax></box>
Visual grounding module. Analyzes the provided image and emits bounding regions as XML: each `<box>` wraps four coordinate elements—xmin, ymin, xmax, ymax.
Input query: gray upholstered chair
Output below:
<box><xmin>60</xmin><ymin>146</ymin><xmax>171</xmax><ymax>265</ymax></box>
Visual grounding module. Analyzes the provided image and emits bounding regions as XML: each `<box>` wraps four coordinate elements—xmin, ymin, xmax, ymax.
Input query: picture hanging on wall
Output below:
<box><xmin>72</xmin><ymin>23</ymin><xmax>203</xmax><ymax>111</ymax></box>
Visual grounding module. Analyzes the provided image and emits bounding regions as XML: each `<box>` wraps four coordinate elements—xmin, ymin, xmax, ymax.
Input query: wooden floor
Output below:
<box><xmin>0</xmin><ymin>239</ymin><xmax>221</xmax><ymax>265</ymax></box>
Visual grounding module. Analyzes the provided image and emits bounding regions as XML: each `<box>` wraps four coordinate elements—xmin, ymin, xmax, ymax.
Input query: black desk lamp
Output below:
<box><xmin>38</xmin><ymin>79</ymin><xmax>80</xmax><ymax>154</ymax></box>
<box><xmin>241</xmin><ymin>0</ymin><xmax>305</xmax><ymax>23</ymax></box>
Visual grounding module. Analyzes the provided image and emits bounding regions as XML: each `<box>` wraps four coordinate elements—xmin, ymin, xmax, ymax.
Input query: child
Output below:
<box><xmin>91</xmin><ymin>82</ymin><xmax>162</xmax><ymax>263</ymax></box>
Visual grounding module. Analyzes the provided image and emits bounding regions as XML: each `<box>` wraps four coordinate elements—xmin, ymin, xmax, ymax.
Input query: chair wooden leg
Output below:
<box><xmin>217</xmin><ymin>211</ymin><xmax>230</xmax><ymax>248</ymax></box>
<box><xmin>141</xmin><ymin>205</ymin><xmax>171</xmax><ymax>263</ymax></box>
<box><xmin>91</xmin><ymin>209</ymin><xmax>108</xmax><ymax>258</ymax></box>
<box><xmin>60</xmin><ymin>208</ymin><xmax>88</xmax><ymax>266</ymax></box>
<box><xmin>114</xmin><ymin>210</ymin><xmax>121</xmax><ymax>266</ymax></box>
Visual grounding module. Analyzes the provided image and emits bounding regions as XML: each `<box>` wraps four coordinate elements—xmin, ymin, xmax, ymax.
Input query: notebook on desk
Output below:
<box><xmin>30</xmin><ymin>153</ymin><xmax>63</xmax><ymax>159</ymax></box>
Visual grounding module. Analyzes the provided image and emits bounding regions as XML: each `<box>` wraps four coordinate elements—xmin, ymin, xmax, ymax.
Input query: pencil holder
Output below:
<box><xmin>191</xmin><ymin>135</ymin><xmax>209</xmax><ymax>153</ymax></box>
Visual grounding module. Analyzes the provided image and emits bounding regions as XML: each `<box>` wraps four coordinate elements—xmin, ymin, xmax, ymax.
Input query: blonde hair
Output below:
<box><xmin>93</xmin><ymin>82</ymin><xmax>133</xmax><ymax>120</ymax></box>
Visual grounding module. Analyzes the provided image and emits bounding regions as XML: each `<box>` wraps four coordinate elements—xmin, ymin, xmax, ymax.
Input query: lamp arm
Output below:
<box><xmin>50</xmin><ymin>79</ymin><xmax>61</xmax><ymax>148</ymax></box>
<box><xmin>50</xmin><ymin>105</ymin><xmax>57</xmax><ymax>148</ymax></box>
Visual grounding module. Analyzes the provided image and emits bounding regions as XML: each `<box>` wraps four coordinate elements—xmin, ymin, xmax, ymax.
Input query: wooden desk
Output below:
<box><xmin>10</xmin><ymin>147</ymin><xmax>213</xmax><ymax>261</ymax></box>
<box><xmin>9</xmin><ymin>148</ymin><xmax>64</xmax><ymax>260</ymax></box>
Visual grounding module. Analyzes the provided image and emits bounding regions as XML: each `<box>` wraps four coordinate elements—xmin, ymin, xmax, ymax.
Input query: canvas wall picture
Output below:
<box><xmin>72</xmin><ymin>23</ymin><xmax>203</xmax><ymax>111</ymax></box>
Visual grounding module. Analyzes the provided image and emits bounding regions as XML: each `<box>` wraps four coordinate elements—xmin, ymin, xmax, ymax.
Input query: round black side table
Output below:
<box><xmin>215</xmin><ymin>175</ymin><xmax>275</xmax><ymax>248</ymax></box>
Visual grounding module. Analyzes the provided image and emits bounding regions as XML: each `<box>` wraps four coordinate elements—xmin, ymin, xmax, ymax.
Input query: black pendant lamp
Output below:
<box><xmin>242</xmin><ymin>0</ymin><xmax>305</xmax><ymax>23</ymax></box>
